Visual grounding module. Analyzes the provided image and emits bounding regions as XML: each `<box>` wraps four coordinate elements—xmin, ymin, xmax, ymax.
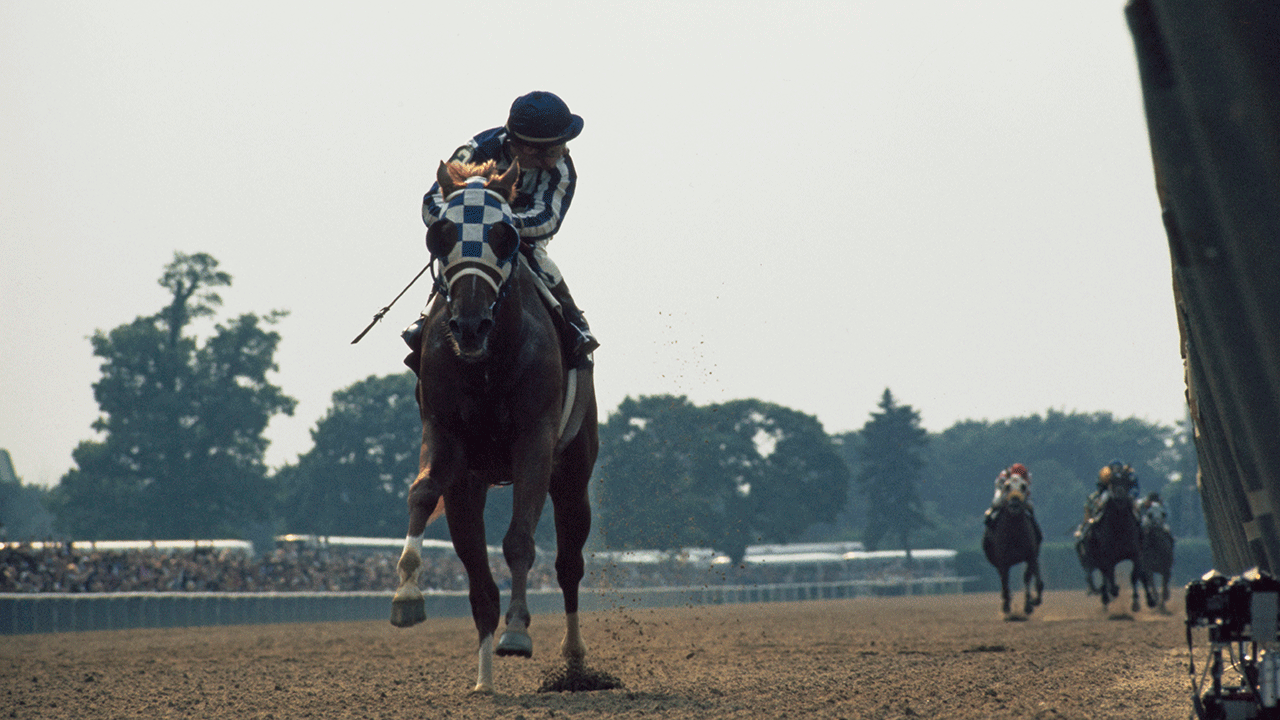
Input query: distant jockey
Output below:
<box><xmin>984</xmin><ymin>463</ymin><xmax>1043</xmax><ymax>544</ymax></box>
<box><xmin>1075</xmin><ymin>460</ymin><xmax>1141</xmax><ymax>539</ymax></box>
<box><xmin>1139</xmin><ymin>492</ymin><xmax>1170</xmax><ymax>533</ymax></box>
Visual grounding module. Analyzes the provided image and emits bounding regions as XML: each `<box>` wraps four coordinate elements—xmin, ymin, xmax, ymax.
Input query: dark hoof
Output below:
<box><xmin>496</xmin><ymin>630</ymin><xmax>534</xmax><ymax>657</ymax></box>
<box><xmin>390</xmin><ymin>598</ymin><xmax>426</xmax><ymax>627</ymax></box>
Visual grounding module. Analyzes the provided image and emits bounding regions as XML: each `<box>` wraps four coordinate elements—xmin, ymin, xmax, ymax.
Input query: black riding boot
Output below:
<box><xmin>402</xmin><ymin>316</ymin><xmax>425</xmax><ymax>371</ymax></box>
<box><xmin>549</xmin><ymin>281</ymin><xmax>599</xmax><ymax>368</ymax></box>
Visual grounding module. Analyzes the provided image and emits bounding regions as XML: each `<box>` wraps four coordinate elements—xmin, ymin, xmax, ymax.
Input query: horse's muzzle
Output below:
<box><xmin>448</xmin><ymin>314</ymin><xmax>493</xmax><ymax>360</ymax></box>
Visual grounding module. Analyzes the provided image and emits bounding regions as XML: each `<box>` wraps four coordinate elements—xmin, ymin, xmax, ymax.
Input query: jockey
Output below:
<box><xmin>1075</xmin><ymin>460</ymin><xmax>1140</xmax><ymax>538</ymax></box>
<box><xmin>1139</xmin><ymin>491</ymin><xmax>1170</xmax><ymax>532</ymax></box>
<box><xmin>984</xmin><ymin>463</ymin><xmax>1041</xmax><ymax>543</ymax></box>
<box><xmin>404</xmin><ymin>91</ymin><xmax>600</xmax><ymax>368</ymax></box>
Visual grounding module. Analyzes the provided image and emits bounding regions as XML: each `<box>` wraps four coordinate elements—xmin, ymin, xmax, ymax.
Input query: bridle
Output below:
<box><xmin>428</xmin><ymin>185</ymin><xmax>522</xmax><ymax>320</ymax></box>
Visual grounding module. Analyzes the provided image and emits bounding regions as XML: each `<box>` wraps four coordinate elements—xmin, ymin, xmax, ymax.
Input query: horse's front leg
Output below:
<box><xmin>444</xmin><ymin>477</ymin><xmax>502</xmax><ymax>693</ymax></box>
<box><xmin>1130</xmin><ymin>563</ymin><xmax>1143</xmax><ymax>613</ymax></box>
<box><xmin>999</xmin><ymin>565</ymin><xmax>1012</xmax><ymax>615</ymax></box>
<box><xmin>496</xmin><ymin>429</ymin><xmax>555</xmax><ymax>659</ymax></box>
<box><xmin>1100</xmin><ymin>567</ymin><xmax>1115</xmax><ymax>606</ymax></box>
<box><xmin>391</xmin><ymin>443</ymin><xmax>450</xmax><ymax>628</ymax></box>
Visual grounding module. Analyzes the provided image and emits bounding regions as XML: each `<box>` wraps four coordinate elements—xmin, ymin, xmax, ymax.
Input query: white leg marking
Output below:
<box><xmin>394</xmin><ymin>535</ymin><xmax>425</xmax><ymax>602</ymax></box>
<box><xmin>561</xmin><ymin>611</ymin><xmax>585</xmax><ymax>666</ymax></box>
<box><xmin>475</xmin><ymin>633</ymin><xmax>494</xmax><ymax>693</ymax></box>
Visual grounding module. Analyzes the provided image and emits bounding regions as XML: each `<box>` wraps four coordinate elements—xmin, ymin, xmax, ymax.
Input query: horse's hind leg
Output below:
<box><xmin>549</xmin><ymin>473</ymin><xmax>592</xmax><ymax>666</ymax></box>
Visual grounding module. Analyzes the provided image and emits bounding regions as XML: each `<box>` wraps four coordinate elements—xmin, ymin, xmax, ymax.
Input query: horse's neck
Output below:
<box><xmin>489</xmin><ymin>266</ymin><xmax>562</xmax><ymax>375</ymax></box>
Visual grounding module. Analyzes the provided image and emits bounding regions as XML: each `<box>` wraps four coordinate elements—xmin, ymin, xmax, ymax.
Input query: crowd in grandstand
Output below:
<box><xmin>2</xmin><ymin>541</ymin><xmax>944</xmax><ymax>594</ymax></box>
<box><xmin>0</xmin><ymin>543</ymin><xmax>549</xmax><ymax>594</ymax></box>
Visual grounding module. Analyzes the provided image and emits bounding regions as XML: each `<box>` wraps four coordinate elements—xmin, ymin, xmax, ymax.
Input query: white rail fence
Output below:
<box><xmin>0</xmin><ymin>576</ymin><xmax>972</xmax><ymax>635</ymax></box>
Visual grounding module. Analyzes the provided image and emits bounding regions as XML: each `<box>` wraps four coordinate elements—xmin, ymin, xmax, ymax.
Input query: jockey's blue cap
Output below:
<box><xmin>506</xmin><ymin>91</ymin><xmax>583</xmax><ymax>147</ymax></box>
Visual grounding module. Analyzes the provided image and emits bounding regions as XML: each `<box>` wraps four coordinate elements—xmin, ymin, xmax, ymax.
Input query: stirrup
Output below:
<box><xmin>566</xmin><ymin>327</ymin><xmax>599</xmax><ymax>369</ymax></box>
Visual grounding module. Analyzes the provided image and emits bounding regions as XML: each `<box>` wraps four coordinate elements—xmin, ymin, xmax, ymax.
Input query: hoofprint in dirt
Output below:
<box><xmin>2</xmin><ymin>590</ymin><xmax>1188</xmax><ymax>720</ymax></box>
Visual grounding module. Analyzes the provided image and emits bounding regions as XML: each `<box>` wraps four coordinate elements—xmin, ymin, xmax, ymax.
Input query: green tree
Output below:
<box><xmin>594</xmin><ymin>395</ymin><xmax>721</xmax><ymax>552</ymax></box>
<box><xmin>921</xmin><ymin>410</ymin><xmax>1177</xmax><ymax>547</ymax></box>
<box><xmin>276</xmin><ymin>372</ymin><xmax>555</xmax><ymax>548</ymax></box>
<box><xmin>275</xmin><ymin>373</ymin><xmax>421</xmax><ymax>537</ymax></box>
<box><xmin>0</xmin><ymin>450</ymin><xmax>55</xmax><ymax>541</ymax></box>
<box><xmin>854</xmin><ymin>389</ymin><xmax>930</xmax><ymax>554</ymax></box>
<box><xmin>706</xmin><ymin>399</ymin><xmax>850</xmax><ymax>563</ymax></box>
<box><xmin>49</xmin><ymin>252</ymin><xmax>296</xmax><ymax>540</ymax></box>
<box><xmin>593</xmin><ymin>395</ymin><xmax>850</xmax><ymax>562</ymax></box>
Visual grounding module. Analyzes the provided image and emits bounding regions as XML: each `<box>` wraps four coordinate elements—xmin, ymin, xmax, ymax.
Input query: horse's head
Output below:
<box><xmin>427</xmin><ymin>160</ymin><xmax>522</xmax><ymax>361</ymax></box>
<box><xmin>998</xmin><ymin>474</ymin><xmax>1030</xmax><ymax>507</ymax></box>
<box><xmin>1141</xmin><ymin>501</ymin><xmax>1167</xmax><ymax>529</ymax></box>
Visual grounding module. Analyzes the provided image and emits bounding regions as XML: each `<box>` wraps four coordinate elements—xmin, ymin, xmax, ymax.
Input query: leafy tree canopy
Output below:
<box><xmin>854</xmin><ymin>389</ymin><xmax>930</xmax><ymax>553</ymax></box>
<box><xmin>275</xmin><ymin>372</ymin><xmax>421</xmax><ymax>537</ymax></box>
<box><xmin>49</xmin><ymin>252</ymin><xmax>295</xmax><ymax>540</ymax></box>
<box><xmin>917</xmin><ymin>409</ymin><xmax>1185</xmax><ymax>548</ymax></box>
<box><xmin>0</xmin><ymin>450</ymin><xmax>55</xmax><ymax>541</ymax></box>
<box><xmin>594</xmin><ymin>395</ymin><xmax>850</xmax><ymax>562</ymax></box>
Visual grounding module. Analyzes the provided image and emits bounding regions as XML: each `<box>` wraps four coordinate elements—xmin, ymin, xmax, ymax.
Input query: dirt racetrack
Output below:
<box><xmin>4</xmin><ymin>590</ymin><xmax>1194</xmax><ymax>719</ymax></box>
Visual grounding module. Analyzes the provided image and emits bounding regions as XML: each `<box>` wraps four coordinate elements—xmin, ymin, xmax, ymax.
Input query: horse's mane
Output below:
<box><xmin>444</xmin><ymin>160</ymin><xmax>499</xmax><ymax>184</ymax></box>
<box><xmin>443</xmin><ymin>160</ymin><xmax>518</xmax><ymax>202</ymax></box>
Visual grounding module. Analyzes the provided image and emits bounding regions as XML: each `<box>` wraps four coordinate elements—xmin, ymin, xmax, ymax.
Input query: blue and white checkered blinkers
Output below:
<box><xmin>437</xmin><ymin>177</ymin><xmax>519</xmax><ymax>295</ymax></box>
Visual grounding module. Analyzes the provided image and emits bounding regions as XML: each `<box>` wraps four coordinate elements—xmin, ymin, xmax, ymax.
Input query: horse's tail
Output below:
<box><xmin>428</xmin><ymin>498</ymin><xmax>446</xmax><ymax>525</ymax></box>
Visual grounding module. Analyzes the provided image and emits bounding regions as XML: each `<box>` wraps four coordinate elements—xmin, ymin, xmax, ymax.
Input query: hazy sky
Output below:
<box><xmin>2</xmin><ymin>1</ymin><xmax>1185</xmax><ymax>488</ymax></box>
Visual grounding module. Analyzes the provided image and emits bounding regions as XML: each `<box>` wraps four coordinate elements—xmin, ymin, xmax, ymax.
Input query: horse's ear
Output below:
<box><xmin>426</xmin><ymin>219</ymin><xmax>457</xmax><ymax>258</ymax></box>
<box><xmin>437</xmin><ymin>161</ymin><xmax>460</xmax><ymax>197</ymax></box>
<box><xmin>489</xmin><ymin>222</ymin><xmax>520</xmax><ymax>262</ymax></box>
<box><xmin>488</xmin><ymin>160</ymin><xmax>520</xmax><ymax>201</ymax></box>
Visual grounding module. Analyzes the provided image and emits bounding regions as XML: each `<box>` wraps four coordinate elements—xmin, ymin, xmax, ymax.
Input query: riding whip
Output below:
<box><xmin>350</xmin><ymin>261</ymin><xmax>433</xmax><ymax>344</ymax></box>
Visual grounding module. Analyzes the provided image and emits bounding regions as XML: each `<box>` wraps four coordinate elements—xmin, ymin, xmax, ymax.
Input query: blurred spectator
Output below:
<box><xmin>2</xmin><ymin>542</ymin><xmax>951</xmax><ymax>593</ymax></box>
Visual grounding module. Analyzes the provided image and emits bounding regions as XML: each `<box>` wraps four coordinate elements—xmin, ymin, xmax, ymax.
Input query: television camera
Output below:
<box><xmin>1187</xmin><ymin>568</ymin><xmax>1280</xmax><ymax>719</ymax></box>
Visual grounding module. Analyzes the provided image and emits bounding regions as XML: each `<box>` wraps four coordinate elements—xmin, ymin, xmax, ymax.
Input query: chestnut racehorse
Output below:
<box><xmin>390</xmin><ymin>160</ymin><xmax>599</xmax><ymax>693</ymax></box>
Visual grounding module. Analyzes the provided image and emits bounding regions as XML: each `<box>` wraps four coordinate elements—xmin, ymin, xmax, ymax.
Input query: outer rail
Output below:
<box><xmin>0</xmin><ymin>576</ymin><xmax>971</xmax><ymax>635</ymax></box>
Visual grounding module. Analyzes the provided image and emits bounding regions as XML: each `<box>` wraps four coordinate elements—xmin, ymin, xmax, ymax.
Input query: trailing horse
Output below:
<box><xmin>982</xmin><ymin>474</ymin><xmax>1044</xmax><ymax>617</ymax></box>
<box><xmin>389</xmin><ymin>160</ymin><xmax>599</xmax><ymax>693</ymax></box>
<box><xmin>1076</xmin><ymin>488</ymin><xmax>1149</xmax><ymax>612</ymax></box>
<box><xmin>1139</xmin><ymin>500</ymin><xmax>1175</xmax><ymax>613</ymax></box>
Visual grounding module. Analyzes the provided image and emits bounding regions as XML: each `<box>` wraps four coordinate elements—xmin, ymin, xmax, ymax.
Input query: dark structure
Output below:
<box><xmin>1127</xmin><ymin>0</ymin><xmax>1280</xmax><ymax>574</ymax></box>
